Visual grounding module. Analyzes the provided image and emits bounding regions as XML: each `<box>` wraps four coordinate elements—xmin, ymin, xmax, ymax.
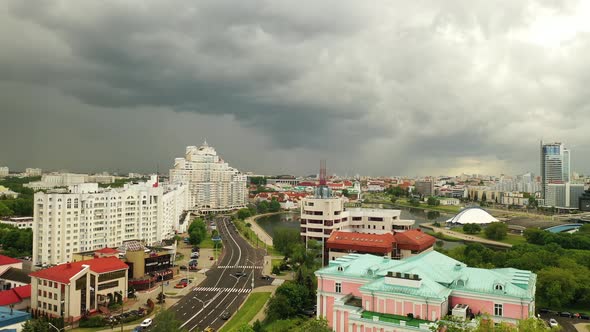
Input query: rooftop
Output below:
<box><xmin>30</xmin><ymin>257</ymin><xmax>128</xmax><ymax>284</ymax></box>
<box><xmin>446</xmin><ymin>207</ymin><xmax>499</xmax><ymax>225</ymax></box>
<box><xmin>317</xmin><ymin>251</ymin><xmax>535</xmax><ymax>300</ymax></box>
<box><xmin>0</xmin><ymin>285</ymin><xmax>31</xmax><ymax>306</ymax></box>
<box><xmin>327</xmin><ymin>232</ymin><xmax>395</xmax><ymax>254</ymax></box>
<box><xmin>394</xmin><ymin>229</ymin><xmax>436</xmax><ymax>251</ymax></box>
<box><xmin>0</xmin><ymin>267</ymin><xmax>31</xmax><ymax>284</ymax></box>
<box><xmin>0</xmin><ymin>255</ymin><xmax>21</xmax><ymax>266</ymax></box>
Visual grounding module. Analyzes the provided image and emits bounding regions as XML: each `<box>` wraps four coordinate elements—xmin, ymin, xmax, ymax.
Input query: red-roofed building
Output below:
<box><xmin>0</xmin><ymin>284</ymin><xmax>31</xmax><ymax>310</ymax></box>
<box><xmin>326</xmin><ymin>230</ymin><xmax>435</xmax><ymax>261</ymax></box>
<box><xmin>30</xmin><ymin>257</ymin><xmax>128</xmax><ymax>321</ymax></box>
<box><xmin>94</xmin><ymin>247</ymin><xmax>120</xmax><ymax>258</ymax></box>
<box><xmin>0</xmin><ymin>255</ymin><xmax>22</xmax><ymax>275</ymax></box>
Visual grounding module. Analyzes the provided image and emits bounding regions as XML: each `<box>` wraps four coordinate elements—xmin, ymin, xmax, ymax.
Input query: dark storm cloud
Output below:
<box><xmin>1</xmin><ymin>0</ymin><xmax>590</xmax><ymax>175</ymax></box>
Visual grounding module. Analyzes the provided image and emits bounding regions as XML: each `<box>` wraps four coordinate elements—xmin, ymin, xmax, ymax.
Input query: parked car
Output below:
<box><xmin>204</xmin><ymin>327</ymin><xmax>215</xmax><ymax>332</ymax></box>
<box><xmin>174</xmin><ymin>282</ymin><xmax>188</xmax><ymax>288</ymax></box>
<box><xmin>140</xmin><ymin>318</ymin><xmax>152</xmax><ymax>328</ymax></box>
<box><xmin>192</xmin><ymin>247</ymin><xmax>200</xmax><ymax>252</ymax></box>
<box><xmin>183</xmin><ymin>237</ymin><xmax>190</xmax><ymax>243</ymax></box>
<box><xmin>132</xmin><ymin>327</ymin><xmax>143</xmax><ymax>332</ymax></box>
<box><xmin>559</xmin><ymin>312</ymin><xmax>572</xmax><ymax>317</ymax></box>
<box><xmin>302</xmin><ymin>307</ymin><xmax>316</xmax><ymax>317</ymax></box>
<box><xmin>180</xmin><ymin>278</ymin><xmax>192</xmax><ymax>284</ymax></box>
<box><xmin>189</xmin><ymin>259</ymin><xmax>198</xmax><ymax>265</ymax></box>
<box><xmin>209</xmin><ymin>256</ymin><xmax>214</xmax><ymax>261</ymax></box>
<box><xmin>179</xmin><ymin>265</ymin><xmax>188</xmax><ymax>270</ymax></box>
<box><xmin>549</xmin><ymin>319</ymin><xmax>558</xmax><ymax>328</ymax></box>
<box><xmin>220</xmin><ymin>311</ymin><xmax>231</xmax><ymax>320</ymax></box>
<box><xmin>580</xmin><ymin>313</ymin><xmax>590</xmax><ymax>320</ymax></box>
<box><xmin>234</xmin><ymin>272</ymin><xmax>246</xmax><ymax>277</ymax></box>
<box><xmin>191</xmin><ymin>252</ymin><xmax>200</xmax><ymax>259</ymax></box>
<box><xmin>538</xmin><ymin>308</ymin><xmax>550</xmax><ymax>314</ymax></box>
<box><xmin>260</xmin><ymin>275</ymin><xmax>272</xmax><ymax>280</ymax></box>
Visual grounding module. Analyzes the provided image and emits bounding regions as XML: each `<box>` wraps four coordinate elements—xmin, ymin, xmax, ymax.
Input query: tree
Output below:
<box><xmin>236</xmin><ymin>325</ymin><xmax>255</xmax><ymax>332</ymax></box>
<box><xmin>269</xmin><ymin>198</ymin><xmax>281</xmax><ymax>212</ymax></box>
<box><xmin>295</xmin><ymin>318</ymin><xmax>332</xmax><ymax>332</ymax></box>
<box><xmin>0</xmin><ymin>202</ymin><xmax>13</xmax><ymax>216</ymax></box>
<box><xmin>188</xmin><ymin>218</ymin><xmax>207</xmax><ymax>245</ymax></box>
<box><xmin>484</xmin><ymin>222</ymin><xmax>507</xmax><ymax>240</ymax></box>
<box><xmin>390</xmin><ymin>196</ymin><xmax>398</xmax><ymax>204</ymax></box>
<box><xmin>463</xmin><ymin>224</ymin><xmax>482</xmax><ymax>234</ymax></box>
<box><xmin>150</xmin><ymin>309</ymin><xmax>187</xmax><ymax>332</ymax></box>
<box><xmin>536</xmin><ymin>266</ymin><xmax>577</xmax><ymax>308</ymax></box>
<box><xmin>427</xmin><ymin>196</ymin><xmax>440</xmax><ymax>206</ymax></box>
<box><xmin>22</xmin><ymin>319</ymin><xmax>51</xmax><ymax>332</ymax></box>
<box><xmin>257</xmin><ymin>201</ymin><xmax>269</xmax><ymax>214</ymax></box>
<box><xmin>266</xmin><ymin>282</ymin><xmax>310</xmax><ymax>321</ymax></box>
<box><xmin>237</xmin><ymin>208</ymin><xmax>252</xmax><ymax>220</ymax></box>
<box><xmin>273</xmin><ymin>228</ymin><xmax>301</xmax><ymax>256</ymax></box>
<box><xmin>342</xmin><ymin>189</ymin><xmax>349</xmax><ymax>197</ymax></box>
<box><xmin>409</xmin><ymin>198</ymin><xmax>420</xmax><ymax>207</ymax></box>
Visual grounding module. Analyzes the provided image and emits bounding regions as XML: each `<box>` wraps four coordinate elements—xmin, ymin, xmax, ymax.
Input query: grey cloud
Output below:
<box><xmin>1</xmin><ymin>0</ymin><xmax>590</xmax><ymax>176</ymax></box>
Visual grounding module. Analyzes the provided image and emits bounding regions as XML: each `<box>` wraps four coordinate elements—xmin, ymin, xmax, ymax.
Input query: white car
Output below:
<box><xmin>140</xmin><ymin>318</ymin><xmax>153</xmax><ymax>328</ymax></box>
<box><xmin>549</xmin><ymin>318</ymin><xmax>558</xmax><ymax>328</ymax></box>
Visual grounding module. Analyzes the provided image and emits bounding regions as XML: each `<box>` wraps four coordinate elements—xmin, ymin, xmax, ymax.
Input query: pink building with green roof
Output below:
<box><xmin>315</xmin><ymin>251</ymin><xmax>536</xmax><ymax>331</ymax></box>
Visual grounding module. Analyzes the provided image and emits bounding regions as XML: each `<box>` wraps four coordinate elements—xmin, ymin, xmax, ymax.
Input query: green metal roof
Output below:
<box><xmin>316</xmin><ymin>251</ymin><xmax>536</xmax><ymax>300</ymax></box>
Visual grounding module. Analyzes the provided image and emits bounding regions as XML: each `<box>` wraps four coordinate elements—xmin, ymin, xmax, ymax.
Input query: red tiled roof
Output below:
<box><xmin>0</xmin><ymin>285</ymin><xmax>31</xmax><ymax>306</ymax></box>
<box><xmin>394</xmin><ymin>229</ymin><xmax>436</xmax><ymax>251</ymax></box>
<box><xmin>13</xmin><ymin>284</ymin><xmax>31</xmax><ymax>299</ymax></box>
<box><xmin>95</xmin><ymin>247</ymin><xmax>119</xmax><ymax>254</ymax></box>
<box><xmin>30</xmin><ymin>257</ymin><xmax>128</xmax><ymax>284</ymax></box>
<box><xmin>327</xmin><ymin>231</ymin><xmax>395</xmax><ymax>254</ymax></box>
<box><xmin>298</xmin><ymin>182</ymin><xmax>317</xmax><ymax>187</ymax></box>
<box><xmin>0</xmin><ymin>255</ymin><xmax>21</xmax><ymax>266</ymax></box>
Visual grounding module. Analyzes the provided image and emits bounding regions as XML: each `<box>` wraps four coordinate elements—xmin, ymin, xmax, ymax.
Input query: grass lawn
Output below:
<box><xmin>219</xmin><ymin>292</ymin><xmax>271</xmax><ymax>332</ymax></box>
<box><xmin>451</xmin><ymin>227</ymin><xmax>525</xmax><ymax>246</ymax></box>
<box><xmin>423</xmin><ymin>229</ymin><xmax>463</xmax><ymax>242</ymax></box>
<box><xmin>394</xmin><ymin>199</ymin><xmax>462</xmax><ymax>214</ymax></box>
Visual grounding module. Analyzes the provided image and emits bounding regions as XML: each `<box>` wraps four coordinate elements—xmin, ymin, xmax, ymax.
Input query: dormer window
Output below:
<box><xmin>456</xmin><ymin>279</ymin><xmax>465</xmax><ymax>287</ymax></box>
<box><xmin>494</xmin><ymin>284</ymin><xmax>504</xmax><ymax>291</ymax></box>
<box><xmin>337</xmin><ymin>266</ymin><xmax>344</xmax><ymax>272</ymax></box>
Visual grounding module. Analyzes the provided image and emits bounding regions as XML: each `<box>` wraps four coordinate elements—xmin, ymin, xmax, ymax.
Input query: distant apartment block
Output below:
<box><xmin>0</xmin><ymin>167</ymin><xmax>8</xmax><ymax>177</ymax></box>
<box><xmin>32</xmin><ymin>176</ymin><xmax>188</xmax><ymax>265</ymax></box>
<box><xmin>0</xmin><ymin>217</ymin><xmax>33</xmax><ymax>229</ymax></box>
<box><xmin>414</xmin><ymin>180</ymin><xmax>434</xmax><ymax>197</ymax></box>
<box><xmin>25</xmin><ymin>173</ymin><xmax>87</xmax><ymax>190</ymax></box>
<box><xmin>25</xmin><ymin>168</ymin><xmax>42</xmax><ymax>177</ymax></box>
<box><xmin>545</xmin><ymin>182</ymin><xmax>585</xmax><ymax>209</ymax></box>
<box><xmin>170</xmin><ymin>142</ymin><xmax>247</xmax><ymax>213</ymax></box>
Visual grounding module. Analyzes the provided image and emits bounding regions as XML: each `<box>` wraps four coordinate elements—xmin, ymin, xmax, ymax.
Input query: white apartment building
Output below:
<box><xmin>32</xmin><ymin>176</ymin><xmax>188</xmax><ymax>265</ymax></box>
<box><xmin>300</xmin><ymin>188</ymin><xmax>414</xmax><ymax>264</ymax></box>
<box><xmin>169</xmin><ymin>142</ymin><xmax>247</xmax><ymax>213</ymax></box>
<box><xmin>25</xmin><ymin>168</ymin><xmax>42</xmax><ymax>177</ymax></box>
<box><xmin>0</xmin><ymin>167</ymin><xmax>8</xmax><ymax>177</ymax></box>
<box><xmin>25</xmin><ymin>173</ymin><xmax>88</xmax><ymax>190</ymax></box>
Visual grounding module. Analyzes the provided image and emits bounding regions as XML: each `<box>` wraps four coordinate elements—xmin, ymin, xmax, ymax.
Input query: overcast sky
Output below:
<box><xmin>1</xmin><ymin>1</ymin><xmax>589</xmax><ymax>177</ymax></box>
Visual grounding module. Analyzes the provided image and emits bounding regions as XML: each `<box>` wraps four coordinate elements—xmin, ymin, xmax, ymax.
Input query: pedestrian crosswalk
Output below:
<box><xmin>193</xmin><ymin>287</ymin><xmax>251</xmax><ymax>293</ymax></box>
<box><xmin>218</xmin><ymin>265</ymin><xmax>263</xmax><ymax>269</ymax></box>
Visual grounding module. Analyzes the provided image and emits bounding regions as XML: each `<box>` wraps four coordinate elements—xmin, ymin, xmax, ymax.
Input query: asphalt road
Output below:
<box><xmin>166</xmin><ymin>216</ymin><xmax>270</xmax><ymax>332</ymax></box>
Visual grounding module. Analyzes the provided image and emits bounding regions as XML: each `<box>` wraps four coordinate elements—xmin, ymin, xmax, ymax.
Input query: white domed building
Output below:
<box><xmin>446</xmin><ymin>207</ymin><xmax>499</xmax><ymax>225</ymax></box>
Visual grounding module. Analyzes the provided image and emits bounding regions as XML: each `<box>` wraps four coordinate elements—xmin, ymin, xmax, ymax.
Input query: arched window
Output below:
<box><xmin>494</xmin><ymin>284</ymin><xmax>504</xmax><ymax>291</ymax></box>
<box><xmin>457</xmin><ymin>280</ymin><xmax>465</xmax><ymax>287</ymax></box>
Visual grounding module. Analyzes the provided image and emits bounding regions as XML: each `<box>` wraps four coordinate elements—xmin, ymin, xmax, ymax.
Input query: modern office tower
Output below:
<box><xmin>0</xmin><ymin>167</ymin><xmax>8</xmax><ymax>177</ymax></box>
<box><xmin>169</xmin><ymin>142</ymin><xmax>247</xmax><ymax>213</ymax></box>
<box><xmin>540</xmin><ymin>142</ymin><xmax>570</xmax><ymax>198</ymax></box>
<box><xmin>32</xmin><ymin>176</ymin><xmax>188</xmax><ymax>265</ymax></box>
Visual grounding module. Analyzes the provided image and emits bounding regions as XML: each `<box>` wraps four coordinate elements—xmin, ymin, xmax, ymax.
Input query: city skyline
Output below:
<box><xmin>1</xmin><ymin>1</ymin><xmax>590</xmax><ymax>176</ymax></box>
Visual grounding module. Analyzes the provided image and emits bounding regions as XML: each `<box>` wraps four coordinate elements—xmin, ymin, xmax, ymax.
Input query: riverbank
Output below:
<box><xmin>245</xmin><ymin>211</ymin><xmax>292</xmax><ymax>247</ymax></box>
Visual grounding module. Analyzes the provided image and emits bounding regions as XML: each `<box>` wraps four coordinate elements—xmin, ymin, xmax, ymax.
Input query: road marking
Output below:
<box><xmin>193</xmin><ymin>287</ymin><xmax>251</xmax><ymax>293</ymax></box>
<box><xmin>218</xmin><ymin>265</ymin><xmax>263</xmax><ymax>269</ymax></box>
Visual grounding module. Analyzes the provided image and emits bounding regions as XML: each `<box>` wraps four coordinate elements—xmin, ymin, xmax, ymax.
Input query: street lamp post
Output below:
<box><xmin>246</xmin><ymin>259</ymin><xmax>256</xmax><ymax>290</ymax></box>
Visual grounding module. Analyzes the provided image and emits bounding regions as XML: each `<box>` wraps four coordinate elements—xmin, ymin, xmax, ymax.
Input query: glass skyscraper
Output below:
<box><xmin>540</xmin><ymin>141</ymin><xmax>570</xmax><ymax>199</ymax></box>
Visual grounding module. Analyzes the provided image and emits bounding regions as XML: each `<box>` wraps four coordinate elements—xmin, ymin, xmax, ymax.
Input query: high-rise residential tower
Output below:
<box><xmin>169</xmin><ymin>142</ymin><xmax>247</xmax><ymax>213</ymax></box>
<box><xmin>540</xmin><ymin>141</ymin><xmax>570</xmax><ymax>198</ymax></box>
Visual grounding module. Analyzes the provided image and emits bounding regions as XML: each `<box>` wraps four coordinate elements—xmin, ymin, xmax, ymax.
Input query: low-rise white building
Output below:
<box><xmin>32</xmin><ymin>176</ymin><xmax>188</xmax><ymax>265</ymax></box>
<box><xmin>0</xmin><ymin>217</ymin><xmax>33</xmax><ymax>229</ymax></box>
<box><xmin>0</xmin><ymin>167</ymin><xmax>8</xmax><ymax>177</ymax></box>
<box><xmin>25</xmin><ymin>173</ymin><xmax>88</xmax><ymax>190</ymax></box>
<box><xmin>300</xmin><ymin>186</ymin><xmax>414</xmax><ymax>264</ymax></box>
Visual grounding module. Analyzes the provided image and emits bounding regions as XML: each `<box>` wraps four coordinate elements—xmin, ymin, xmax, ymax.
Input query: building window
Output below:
<box><xmin>494</xmin><ymin>304</ymin><xmax>503</xmax><ymax>316</ymax></box>
<box><xmin>335</xmin><ymin>282</ymin><xmax>342</xmax><ymax>293</ymax></box>
<box><xmin>494</xmin><ymin>284</ymin><xmax>503</xmax><ymax>291</ymax></box>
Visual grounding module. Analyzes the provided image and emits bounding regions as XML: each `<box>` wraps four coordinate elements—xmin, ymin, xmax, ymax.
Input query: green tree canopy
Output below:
<box><xmin>484</xmin><ymin>222</ymin><xmax>507</xmax><ymax>240</ymax></box>
<box><xmin>269</xmin><ymin>198</ymin><xmax>281</xmax><ymax>212</ymax></box>
<box><xmin>150</xmin><ymin>309</ymin><xmax>187</xmax><ymax>332</ymax></box>
<box><xmin>237</xmin><ymin>208</ymin><xmax>252</xmax><ymax>220</ymax></box>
